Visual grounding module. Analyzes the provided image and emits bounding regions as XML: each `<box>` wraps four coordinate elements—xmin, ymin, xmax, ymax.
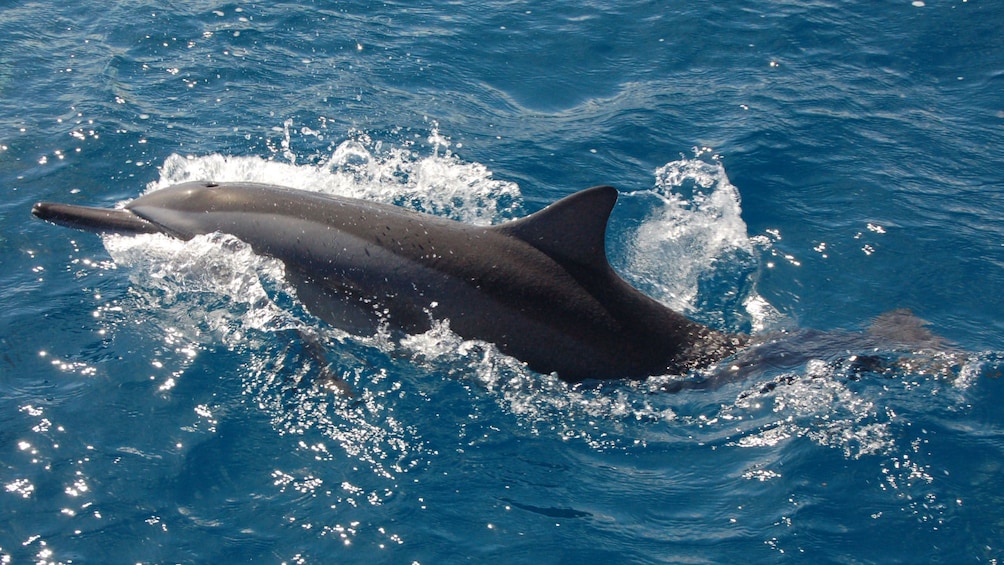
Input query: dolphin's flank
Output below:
<box><xmin>32</xmin><ymin>181</ymin><xmax>744</xmax><ymax>381</ymax></box>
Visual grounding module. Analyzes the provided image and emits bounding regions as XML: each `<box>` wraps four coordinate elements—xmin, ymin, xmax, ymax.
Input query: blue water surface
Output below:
<box><xmin>2</xmin><ymin>1</ymin><xmax>1003</xmax><ymax>563</ymax></box>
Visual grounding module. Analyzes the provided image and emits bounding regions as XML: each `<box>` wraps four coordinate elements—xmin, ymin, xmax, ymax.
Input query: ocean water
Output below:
<box><xmin>2</xmin><ymin>1</ymin><xmax>1003</xmax><ymax>563</ymax></box>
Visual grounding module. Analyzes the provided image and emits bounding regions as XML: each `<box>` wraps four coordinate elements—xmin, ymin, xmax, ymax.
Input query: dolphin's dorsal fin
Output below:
<box><xmin>498</xmin><ymin>185</ymin><xmax>618</xmax><ymax>272</ymax></box>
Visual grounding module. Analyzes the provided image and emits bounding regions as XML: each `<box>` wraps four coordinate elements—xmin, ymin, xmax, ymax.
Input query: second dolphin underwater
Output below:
<box><xmin>33</xmin><ymin>181</ymin><xmax>747</xmax><ymax>382</ymax></box>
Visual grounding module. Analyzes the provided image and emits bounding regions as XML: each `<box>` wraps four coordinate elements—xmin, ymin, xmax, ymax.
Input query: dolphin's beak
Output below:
<box><xmin>32</xmin><ymin>202</ymin><xmax>162</xmax><ymax>235</ymax></box>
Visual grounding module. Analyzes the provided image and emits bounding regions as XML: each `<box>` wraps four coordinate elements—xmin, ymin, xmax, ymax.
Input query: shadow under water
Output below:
<box><xmin>664</xmin><ymin>309</ymin><xmax>967</xmax><ymax>394</ymax></box>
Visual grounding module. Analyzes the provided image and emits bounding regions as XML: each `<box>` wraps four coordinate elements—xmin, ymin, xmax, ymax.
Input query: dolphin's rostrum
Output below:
<box><xmin>33</xmin><ymin>181</ymin><xmax>745</xmax><ymax>381</ymax></box>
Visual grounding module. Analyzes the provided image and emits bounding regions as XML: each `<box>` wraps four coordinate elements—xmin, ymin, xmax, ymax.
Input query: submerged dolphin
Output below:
<box><xmin>32</xmin><ymin>181</ymin><xmax>745</xmax><ymax>382</ymax></box>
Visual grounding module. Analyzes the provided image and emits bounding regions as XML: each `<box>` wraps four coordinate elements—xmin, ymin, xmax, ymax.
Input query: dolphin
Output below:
<box><xmin>32</xmin><ymin>181</ymin><xmax>745</xmax><ymax>382</ymax></box>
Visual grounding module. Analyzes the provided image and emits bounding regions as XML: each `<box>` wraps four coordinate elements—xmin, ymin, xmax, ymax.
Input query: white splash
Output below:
<box><xmin>151</xmin><ymin>129</ymin><xmax>520</xmax><ymax>225</ymax></box>
<box><xmin>623</xmin><ymin>154</ymin><xmax>781</xmax><ymax>332</ymax></box>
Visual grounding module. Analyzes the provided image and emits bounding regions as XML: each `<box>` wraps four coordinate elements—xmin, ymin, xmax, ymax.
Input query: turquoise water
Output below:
<box><xmin>2</xmin><ymin>1</ymin><xmax>1003</xmax><ymax>563</ymax></box>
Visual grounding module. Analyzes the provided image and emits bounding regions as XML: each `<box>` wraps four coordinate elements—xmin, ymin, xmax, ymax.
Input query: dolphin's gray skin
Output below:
<box><xmin>32</xmin><ymin>181</ymin><xmax>745</xmax><ymax>382</ymax></box>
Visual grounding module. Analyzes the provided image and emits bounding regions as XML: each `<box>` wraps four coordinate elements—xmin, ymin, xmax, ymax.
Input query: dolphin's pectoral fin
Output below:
<box><xmin>285</xmin><ymin>268</ymin><xmax>434</xmax><ymax>337</ymax></box>
<box><xmin>285</xmin><ymin>268</ymin><xmax>387</xmax><ymax>335</ymax></box>
<box><xmin>319</xmin><ymin>368</ymin><xmax>355</xmax><ymax>397</ymax></box>
<box><xmin>296</xmin><ymin>328</ymin><xmax>355</xmax><ymax>397</ymax></box>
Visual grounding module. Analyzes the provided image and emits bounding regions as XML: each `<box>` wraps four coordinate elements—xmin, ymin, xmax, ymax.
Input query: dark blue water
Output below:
<box><xmin>2</xmin><ymin>1</ymin><xmax>1003</xmax><ymax>563</ymax></box>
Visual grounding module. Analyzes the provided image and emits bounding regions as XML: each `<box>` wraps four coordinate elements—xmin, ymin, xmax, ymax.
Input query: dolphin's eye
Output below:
<box><xmin>205</xmin><ymin>181</ymin><xmax>219</xmax><ymax>188</ymax></box>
